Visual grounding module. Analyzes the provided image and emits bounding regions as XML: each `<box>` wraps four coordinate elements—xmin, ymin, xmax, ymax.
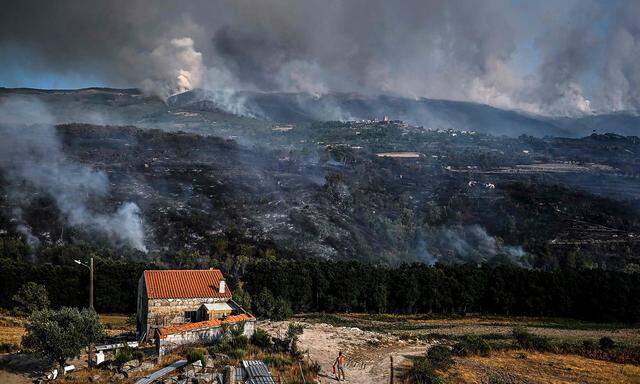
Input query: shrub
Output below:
<box><xmin>230</xmin><ymin>334</ymin><xmax>249</xmax><ymax>350</ymax></box>
<box><xmin>115</xmin><ymin>347</ymin><xmax>133</xmax><ymax>363</ymax></box>
<box><xmin>582</xmin><ymin>340</ymin><xmax>595</xmax><ymax>350</ymax></box>
<box><xmin>512</xmin><ymin>327</ymin><xmax>549</xmax><ymax>351</ymax></box>
<box><xmin>186</xmin><ymin>347</ymin><xmax>207</xmax><ymax>366</ymax></box>
<box><xmin>454</xmin><ymin>335</ymin><xmax>492</xmax><ymax>357</ymax></box>
<box><xmin>264</xmin><ymin>354</ymin><xmax>294</xmax><ymax>368</ymax></box>
<box><xmin>0</xmin><ymin>342</ymin><xmax>18</xmax><ymax>353</ymax></box>
<box><xmin>599</xmin><ymin>336</ymin><xmax>615</xmax><ymax>351</ymax></box>
<box><xmin>273</xmin><ymin>298</ymin><xmax>293</xmax><ymax>320</ymax></box>
<box><xmin>133</xmin><ymin>350</ymin><xmax>145</xmax><ymax>361</ymax></box>
<box><xmin>426</xmin><ymin>345</ymin><xmax>454</xmax><ymax>371</ymax></box>
<box><xmin>309</xmin><ymin>360</ymin><xmax>322</xmax><ymax>375</ymax></box>
<box><xmin>251</xmin><ymin>328</ymin><xmax>273</xmax><ymax>349</ymax></box>
<box><xmin>403</xmin><ymin>356</ymin><xmax>445</xmax><ymax>384</ymax></box>
<box><xmin>227</xmin><ymin>348</ymin><xmax>246</xmax><ymax>360</ymax></box>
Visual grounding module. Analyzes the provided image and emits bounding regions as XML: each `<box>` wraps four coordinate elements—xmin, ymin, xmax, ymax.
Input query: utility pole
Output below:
<box><xmin>75</xmin><ymin>257</ymin><xmax>95</xmax><ymax>367</ymax></box>
<box><xmin>389</xmin><ymin>356</ymin><xmax>394</xmax><ymax>384</ymax></box>
<box><xmin>90</xmin><ymin>257</ymin><xmax>94</xmax><ymax>310</ymax></box>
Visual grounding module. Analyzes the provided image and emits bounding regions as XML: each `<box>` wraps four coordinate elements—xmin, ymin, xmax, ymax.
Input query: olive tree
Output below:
<box><xmin>22</xmin><ymin>307</ymin><xmax>104</xmax><ymax>373</ymax></box>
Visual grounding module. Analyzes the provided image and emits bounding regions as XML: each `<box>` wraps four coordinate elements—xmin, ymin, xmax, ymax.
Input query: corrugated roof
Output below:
<box><xmin>243</xmin><ymin>360</ymin><xmax>276</xmax><ymax>384</ymax></box>
<box><xmin>158</xmin><ymin>313</ymin><xmax>254</xmax><ymax>339</ymax></box>
<box><xmin>144</xmin><ymin>269</ymin><xmax>231</xmax><ymax>299</ymax></box>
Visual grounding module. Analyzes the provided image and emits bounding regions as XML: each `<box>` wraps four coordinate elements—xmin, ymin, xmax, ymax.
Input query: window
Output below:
<box><xmin>184</xmin><ymin>311</ymin><xmax>197</xmax><ymax>323</ymax></box>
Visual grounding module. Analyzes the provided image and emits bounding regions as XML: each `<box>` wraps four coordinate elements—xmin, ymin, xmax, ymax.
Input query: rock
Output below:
<box><xmin>205</xmin><ymin>358</ymin><xmax>215</xmax><ymax>368</ymax></box>
<box><xmin>90</xmin><ymin>374</ymin><xmax>102</xmax><ymax>382</ymax></box>
<box><xmin>111</xmin><ymin>373</ymin><xmax>125</xmax><ymax>382</ymax></box>
<box><xmin>139</xmin><ymin>361</ymin><xmax>156</xmax><ymax>371</ymax></box>
<box><xmin>124</xmin><ymin>359</ymin><xmax>141</xmax><ymax>368</ymax></box>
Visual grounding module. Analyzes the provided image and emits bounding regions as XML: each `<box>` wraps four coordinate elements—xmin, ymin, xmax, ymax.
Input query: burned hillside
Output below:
<box><xmin>0</xmin><ymin>117</ymin><xmax>639</xmax><ymax>270</ymax></box>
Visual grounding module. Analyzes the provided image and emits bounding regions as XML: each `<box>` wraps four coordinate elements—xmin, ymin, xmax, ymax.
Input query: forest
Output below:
<box><xmin>0</xmin><ymin>239</ymin><xmax>638</xmax><ymax>323</ymax></box>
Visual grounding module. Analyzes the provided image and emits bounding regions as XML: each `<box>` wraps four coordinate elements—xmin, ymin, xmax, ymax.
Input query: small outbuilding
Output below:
<box><xmin>198</xmin><ymin>302</ymin><xmax>233</xmax><ymax>320</ymax></box>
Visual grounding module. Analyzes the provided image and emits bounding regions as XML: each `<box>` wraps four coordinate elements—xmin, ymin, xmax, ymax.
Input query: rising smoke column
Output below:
<box><xmin>2</xmin><ymin>0</ymin><xmax>640</xmax><ymax>115</ymax></box>
<box><xmin>0</xmin><ymin>96</ymin><xmax>147</xmax><ymax>252</ymax></box>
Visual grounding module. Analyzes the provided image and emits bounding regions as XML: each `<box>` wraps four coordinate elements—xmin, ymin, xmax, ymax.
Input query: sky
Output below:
<box><xmin>1</xmin><ymin>0</ymin><xmax>639</xmax><ymax>116</ymax></box>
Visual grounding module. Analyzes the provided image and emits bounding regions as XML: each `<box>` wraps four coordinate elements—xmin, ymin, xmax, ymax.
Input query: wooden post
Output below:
<box><xmin>298</xmin><ymin>361</ymin><xmax>306</xmax><ymax>383</ymax></box>
<box><xmin>389</xmin><ymin>356</ymin><xmax>394</xmax><ymax>384</ymax></box>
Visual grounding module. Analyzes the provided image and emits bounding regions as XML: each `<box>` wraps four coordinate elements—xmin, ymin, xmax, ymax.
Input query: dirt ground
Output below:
<box><xmin>260</xmin><ymin>320</ymin><xmax>432</xmax><ymax>383</ymax></box>
<box><xmin>261</xmin><ymin>319</ymin><xmax>640</xmax><ymax>384</ymax></box>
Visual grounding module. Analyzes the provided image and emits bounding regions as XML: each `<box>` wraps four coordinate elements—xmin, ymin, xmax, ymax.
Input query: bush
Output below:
<box><xmin>227</xmin><ymin>348</ymin><xmax>246</xmax><ymax>360</ymax></box>
<box><xmin>426</xmin><ymin>345</ymin><xmax>454</xmax><ymax>371</ymax></box>
<box><xmin>0</xmin><ymin>342</ymin><xmax>18</xmax><ymax>353</ymax></box>
<box><xmin>263</xmin><ymin>354</ymin><xmax>294</xmax><ymax>368</ymax></box>
<box><xmin>582</xmin><ymin>340</ymin><xmax>595</xmax><ymax>350</ymax></box>
<box><xmin>133</xmin><ymin>350</ymin><xmax>145</xmax><ymax>361</ymax></box>
<box><xmin>403</xmin><ymin>356</ymin><xmax>446</xmax><ymax>384</ymax></box>
<box><xmin>186</xmin><ymin>347</ymin><xmax>207</xmax><ymax>366</ymax></box>
<box><xmin>115</xmin><ymin>347</ymin><xmax>133</xmax><ymax>363</ymax></box>
<box><xmin>512</xmin><ymin>327</ymin><xmax>550</xmax><ymax>351</ymax></box>
<box><xmin>309</xmin><ymin>360</ymin><xmax>321</xmax><ymax>375</ymax></box>
<box><xmin>454</xmin><ymin>335</ymin><xmax>492</xmax><ymax>357</ymax></box>
<box><xmin>251</xmin><ymin>328</ymin><xmax>273</xmax><ymax>349</ymax></box>
<box><xmin>599</xmin><ymin>337</ymin><xmax>615</xmax><ymax>351</ymax></box>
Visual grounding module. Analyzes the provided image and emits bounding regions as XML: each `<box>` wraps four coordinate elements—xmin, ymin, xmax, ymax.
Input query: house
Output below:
<box><xmin>136</xmin><ymin>269</ymin><xmax>254</xmax><ymax>346</ymax></box>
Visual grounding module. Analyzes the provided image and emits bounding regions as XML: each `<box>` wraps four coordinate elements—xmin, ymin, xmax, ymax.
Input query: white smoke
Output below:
<box><xmin>0</xmin><ymin>96</ymin><xmax>147</xmax><ymax>252</ymax></box>
<box><xmin>417</xmin><ymin>224</ymin><xmax>529</xmax><ymax>267</ymax></box>
<box><xmin>139</xmin><ymin>37</ymin><xmax>204</xmax><ymax>99</ymax></box>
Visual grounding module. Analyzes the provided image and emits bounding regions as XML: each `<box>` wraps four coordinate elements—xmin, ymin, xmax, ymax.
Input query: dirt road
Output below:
<box><xmin>261</xmin><ymin>321</ymin><xmax>431</xmax><ymax>384</ymax></box>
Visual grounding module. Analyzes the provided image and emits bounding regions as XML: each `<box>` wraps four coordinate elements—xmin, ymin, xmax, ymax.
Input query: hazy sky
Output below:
<box><xmin>1</xmin><ymin>0</ymin><xmax>639</xmax><ymax>116</ymax></box>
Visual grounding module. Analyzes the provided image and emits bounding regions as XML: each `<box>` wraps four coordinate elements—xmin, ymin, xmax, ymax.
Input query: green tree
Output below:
<box><xmin>22</xmin><ymin>307</ymin><xmax>104</xmax><ymax>373</ymax></box>
<box><xmin>253</xmin><ymin>288</ymin><xmax>276</xmax><ymax>319</ymax></box>
<box><xmin>12</xmin><ymin>282</ymin><xmax>50</xmax><ymax>315</ymax></box>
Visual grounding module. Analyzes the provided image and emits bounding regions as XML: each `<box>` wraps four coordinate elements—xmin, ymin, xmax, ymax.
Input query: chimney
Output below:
<box><xmin>219</xmin><ymin>280</ymin><xmax>226</xmax><ymax>294</ymax></box>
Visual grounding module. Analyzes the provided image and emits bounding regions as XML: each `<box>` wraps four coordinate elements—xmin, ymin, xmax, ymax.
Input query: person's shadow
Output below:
<box><xmin>318</xmin><ymin>372</ymin><xmax>341</xmax><ymax>381</ymax></box>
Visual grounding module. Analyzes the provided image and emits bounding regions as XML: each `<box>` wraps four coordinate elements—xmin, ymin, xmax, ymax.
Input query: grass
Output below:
<box><xmin>445</xmin><ymin>350</ymin><xmax>640</xmax><ymax>384</ymax></box>
<box><xmin>299</xmin><ymin>313</ymin><xmax>640</xmax><ymax>347</ymax></box>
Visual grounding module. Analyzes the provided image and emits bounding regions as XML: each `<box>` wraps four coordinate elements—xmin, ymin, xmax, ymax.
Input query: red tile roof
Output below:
<box><xmin>143</xmin><ymin>269</ymin><xmax>232</xmax><ymax>299</ymax></box>
<box><xmin>157</xmin><ymin>313</ymin><xmax>254</xmax><ymax>339</ymax></box>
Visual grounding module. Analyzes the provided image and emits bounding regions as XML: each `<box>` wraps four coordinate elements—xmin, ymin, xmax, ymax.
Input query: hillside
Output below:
<box><xmin>0</xmin><ymin>88</ymin><xmax>640</xmax><ymax>269</ymax></box>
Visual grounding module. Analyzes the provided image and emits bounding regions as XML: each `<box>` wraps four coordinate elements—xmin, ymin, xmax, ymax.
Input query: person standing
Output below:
<box><xmin>333</xmin><ymin>351</ymin><xmax>346</xmax><ymax>381</ymax></box>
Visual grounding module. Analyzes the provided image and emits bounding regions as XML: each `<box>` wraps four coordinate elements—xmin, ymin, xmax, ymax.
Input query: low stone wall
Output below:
<box><xmin>157</xmin><ymin>320</ymin><xmax>256</xmax><ymax>356</ymax></box>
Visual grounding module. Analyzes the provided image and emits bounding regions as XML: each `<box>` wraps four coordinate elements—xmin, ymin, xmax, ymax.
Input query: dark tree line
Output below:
<box><xmin>242</xmin><ymin>260</ymin><xmax>640</xmax><ymax>323</ymax></box>
<box><xmin>0</xmin><ymin>256</ymin><xmax>638</xmax><ymax>323</ymax></box>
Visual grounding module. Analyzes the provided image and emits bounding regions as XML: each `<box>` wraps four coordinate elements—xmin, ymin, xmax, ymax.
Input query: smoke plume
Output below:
<box><xmin>0</xmin><ymin>96</ymin><xmax>147</xmax><ymax>251</ymax></box>
<box><xmin>1</xmin><ymin>1</ymin><xmax>640</xmax><ymax>115</ymax></box>
<box><xmin>417</xmin><ymin>225</ymin><xmax>529</xmax><ymax>267</ymax></box>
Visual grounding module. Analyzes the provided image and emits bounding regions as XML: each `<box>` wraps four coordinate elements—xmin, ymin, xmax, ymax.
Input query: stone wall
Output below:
<box><xmin>146</xmin><ymin>297</ymin><xmax>227</xmax><ymax>332</ymax></box>
<box><xmin>138</xmin><ymin>295</ymin><xmax>228</xmax><ymax>342</ymax></box>
<box><xmin>157</xmin><ymin>320</ymin><xmax>256</xmax><ymax>356</ymax></box>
